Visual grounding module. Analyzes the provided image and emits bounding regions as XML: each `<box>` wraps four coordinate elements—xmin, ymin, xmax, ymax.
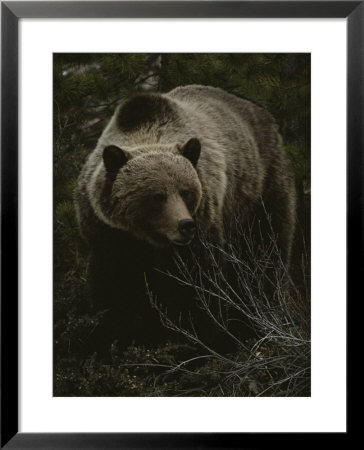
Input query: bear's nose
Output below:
<box><xmin>178</xmin><ymin>219</ymin><xmax>196</xmax><ymax>238</ymax></box>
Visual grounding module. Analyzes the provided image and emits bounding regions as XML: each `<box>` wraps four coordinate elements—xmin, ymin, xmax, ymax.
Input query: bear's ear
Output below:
<box><xmin>103</xmin><ymin>145</ymin><xmax>129</xmax><ymax>173</ymax></box>
<box><xmin>179</xmin><ymin>138</ymin><xmax>201</xmax><ymax>167</ymax></box>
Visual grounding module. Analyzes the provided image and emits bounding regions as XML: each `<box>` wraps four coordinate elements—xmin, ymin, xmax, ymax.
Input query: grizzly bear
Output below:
<box><xmin>75</xmin><ymin>85</ymin><xmax>296</xmax><ymax>352</ymax></box>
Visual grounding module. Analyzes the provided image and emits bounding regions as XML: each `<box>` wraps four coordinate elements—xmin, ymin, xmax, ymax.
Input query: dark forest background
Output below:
<box><xmin>54</xmin><ymin>53</ymin><xmax>310</xmax><ymax>397</ymax></box>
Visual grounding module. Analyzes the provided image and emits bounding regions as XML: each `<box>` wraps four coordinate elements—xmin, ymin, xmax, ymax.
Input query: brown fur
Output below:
<box><xmin>76</xmin><ymin>85</ymin><xmax>295</xmax><ymax>261</ymax></box>
<box><xmin>75</xmin><ymin>85</ymin><xmax>297</xmax><ymax>351</ymax></box>
<box><xmin>77</xmin><ymin>86</ymin><xmax>295</xmax><ymax>259</ymax></box>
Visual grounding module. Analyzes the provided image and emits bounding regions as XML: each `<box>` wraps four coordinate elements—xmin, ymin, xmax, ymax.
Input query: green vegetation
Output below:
<box><xmin>54</xmin><ymin>53</ymin><xmax>310</xmax><ymax>397</ymax></box>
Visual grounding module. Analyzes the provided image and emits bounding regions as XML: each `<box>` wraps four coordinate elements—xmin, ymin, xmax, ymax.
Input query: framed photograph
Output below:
<box><xmin>2</xmin><ymin>1</ymin><xmax>357</xmax><ymax>447</ymax></box>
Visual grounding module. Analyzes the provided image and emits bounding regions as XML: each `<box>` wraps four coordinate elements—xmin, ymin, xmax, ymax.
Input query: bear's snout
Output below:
<box><xmin>178</xmin><ymin>219</ymin><xmax>196</xmax><ymax>242</ymax></box>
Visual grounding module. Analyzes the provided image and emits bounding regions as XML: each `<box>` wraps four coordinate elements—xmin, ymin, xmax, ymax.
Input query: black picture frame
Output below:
<box><xmin>1</xmin><ymin>1</ymin><xmax>358</xmax><ymax>448</ymax></box>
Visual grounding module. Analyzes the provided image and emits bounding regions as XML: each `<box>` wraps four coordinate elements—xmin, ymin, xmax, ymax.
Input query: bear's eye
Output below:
<box><xmin>180</xmin><ymin>190</ymin><xmax>191</xmax><ymax>200</ymax></box>
<box><xmin>153</xmin><ymin>193</ymin><xmax>167</xmax><ymax>202</ymax></box>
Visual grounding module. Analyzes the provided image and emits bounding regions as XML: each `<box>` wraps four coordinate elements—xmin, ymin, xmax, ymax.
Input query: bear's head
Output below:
<box><xmin>92</xmin><ymin>138</ymin><xmax>203</xmax><ymax>247</ymax></box>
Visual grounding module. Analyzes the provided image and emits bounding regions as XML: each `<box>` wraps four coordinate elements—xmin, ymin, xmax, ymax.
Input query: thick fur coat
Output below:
<box><xmin>75</xmin><ymin>85</ymin><xmax>296</xmax><ymax>350</ymax></box>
